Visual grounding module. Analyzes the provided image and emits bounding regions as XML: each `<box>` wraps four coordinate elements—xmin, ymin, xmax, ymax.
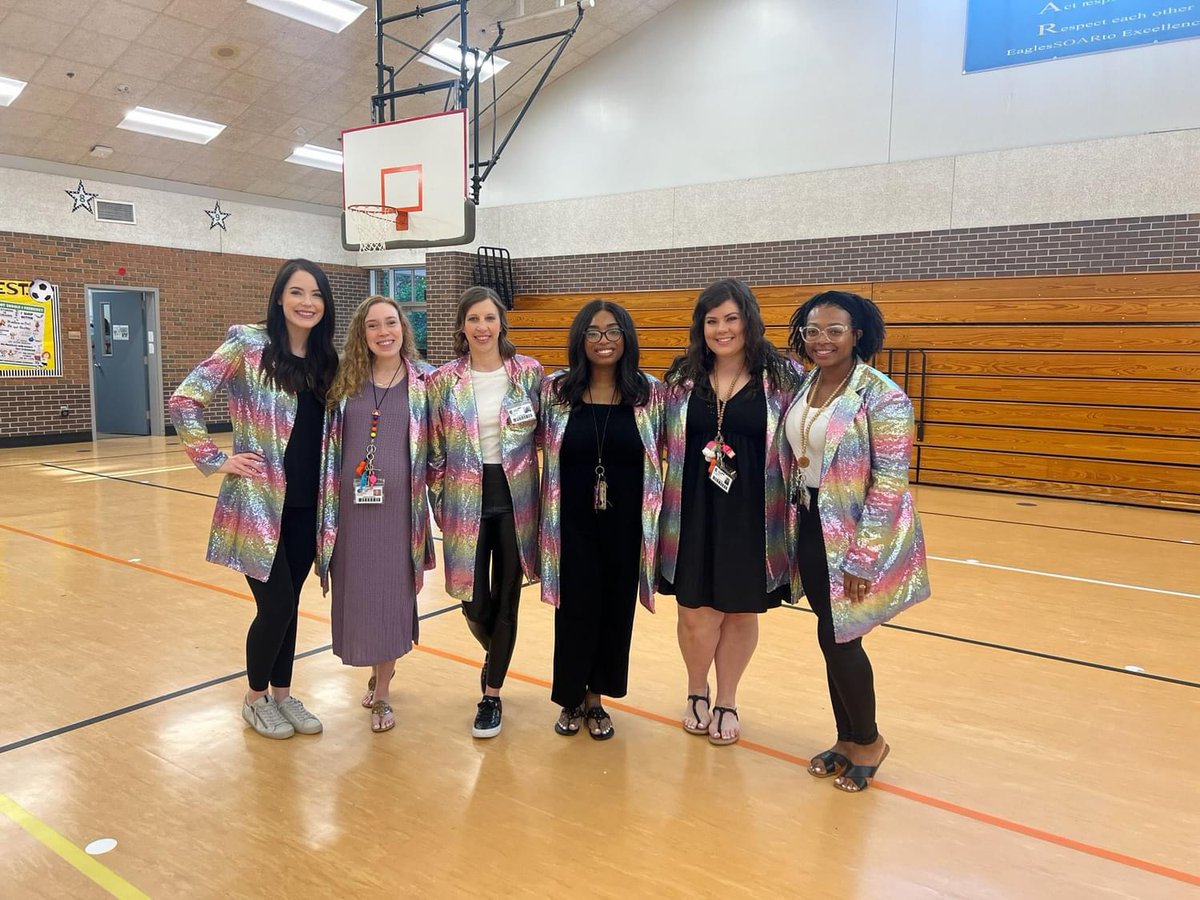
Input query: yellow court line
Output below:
<box><xmin>0</xmin><ymin>793</ymin><xmax>150</xmax><ymax>900</ymax></box>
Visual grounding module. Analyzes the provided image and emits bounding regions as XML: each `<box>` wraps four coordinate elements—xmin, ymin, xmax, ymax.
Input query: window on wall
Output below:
<box><xmin>370</xmin><ymin>267</ymin><xmax>427</xmax><ymax>357</ymax></box>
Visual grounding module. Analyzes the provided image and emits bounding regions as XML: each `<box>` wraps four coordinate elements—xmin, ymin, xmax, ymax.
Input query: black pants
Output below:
<box><xmin>551</xmin><ymin>520</ymin><xmax>640</xmax><ymax>709</ymax></box>
<box><xmin>244</xmin><ymin>507</ymin><xmax>317</xmax><ymax>692</ymax></box>
<box><xmin>463</xmin><ymin>465</ymin><xmax>523</xmax><ymax>691</ymax></box>
<box><xmin>796</xmin><ymin>488</ymin><xmax>879</xmax><ymax>745</ymax></box>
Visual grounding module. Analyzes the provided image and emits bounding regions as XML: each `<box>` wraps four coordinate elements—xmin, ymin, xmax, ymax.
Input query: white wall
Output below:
<box><xmin>482</xmin><ymin>0</ymin><xmax>1200</xmax><ymax>206</ymax></box>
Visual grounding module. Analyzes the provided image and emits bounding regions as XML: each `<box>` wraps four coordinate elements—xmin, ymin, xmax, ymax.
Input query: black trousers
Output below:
<box><xmin>551</xmin><ymin>518</ymin><xmax>640</xmax><ymax>708</ymax></box>
<box><xmin>462</xmin><ymin>465</ymin><xmax>523</xmax><ymax>691</ymax></box>
<box><xmin>796</xmin><ymin>488</ymin><xmax>879</xmax><ymax>745</ymax></box>
<box><xmin>244</xmin><ymin>507</ymin><xmax>317</xmax><ymax>692</ymax></box>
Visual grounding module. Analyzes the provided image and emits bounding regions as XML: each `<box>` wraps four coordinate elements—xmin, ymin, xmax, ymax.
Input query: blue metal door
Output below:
<box><xmin>90</xmin><ymin>290</ymin><xmax>150</xmax><ymax>435</ymax></box>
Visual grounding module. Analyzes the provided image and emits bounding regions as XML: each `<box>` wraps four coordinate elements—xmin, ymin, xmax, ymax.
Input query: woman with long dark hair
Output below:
<box><xmin>316</xmin><ymin>296</ymin><xmax>435</xmax><ymax>734</ymax></box>
<box><xmin>784</xmin><ymin>291</ymin><xmax>929</xmax><ymax>792</ymax></box>
<box><xmin>538</xmin><ymin>300</ymin><xmax>664</xmax><ymax>739</ymax></box>
<box><xmin>658</xmin><ymin>279</ymin><xmax>801</xmax><ymax>746</ymax></box>
<box><xmin>428</xmin><ymin>286</ymin><xmax>543</xmax><ymax>739</ymax></box>
<box><xmin>171</xmin><ymin>258</ymin><xmax>338</xmax><ymax>740</ymax></box>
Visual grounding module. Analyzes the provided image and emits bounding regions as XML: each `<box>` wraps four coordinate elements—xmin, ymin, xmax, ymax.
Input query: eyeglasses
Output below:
<box><xmin>799</xmin><ymin>324</ymin><xmax>854</xmax><ymax>342</ymax></box>
<box><xmin>584</xmin><ymin>327</ymin><xmax>624</xmax><ymax>343</ymax></box>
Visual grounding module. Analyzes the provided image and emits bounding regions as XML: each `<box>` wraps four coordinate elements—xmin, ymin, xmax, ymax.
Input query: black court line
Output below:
<box><xmin>781</xmin><ymin>603</ymin><xmax>1200</xmax><ymax>689</ymax></box>
<box><xmin>41</xmin><ymin>462</ymin><xmax>220</xmax><ymax>499</ymax></box>
<box><xmin>0</xmin><ymin>446</ymin><xmax>188</xmax><ymax>470</ymax></box>
<box><xmin>0</xmin><ymin>603</ymin><xmax>463</xmax><ymax>756</ymax></box>
<box><xmin>920</xmin><ymin>509</ymin><xmax>1197</xmax><ymax>546</ymax></box>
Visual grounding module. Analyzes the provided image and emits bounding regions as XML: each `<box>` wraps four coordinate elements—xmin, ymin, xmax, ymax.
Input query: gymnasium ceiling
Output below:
<box><xmin>0</xmin><ymin>0</ymin><xmax>678</xmax><ymax>209</ymax></box>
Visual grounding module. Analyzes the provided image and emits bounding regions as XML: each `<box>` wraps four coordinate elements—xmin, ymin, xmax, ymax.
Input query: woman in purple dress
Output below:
<box><xmin>317</xmin><ymin>296</ymin><xmax>435</xmax><ymax>733</ymax></box>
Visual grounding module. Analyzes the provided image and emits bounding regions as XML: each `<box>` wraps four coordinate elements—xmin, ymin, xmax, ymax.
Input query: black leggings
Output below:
<box><xmin>462</xmin><ymin>465</ymin><xmax>523</xmax><ymax>691</ymax></box>
<box><xmin>796</xmin><ymin>488</ymin><xmax>879</xmax><ymax>745</ymax></box>
<box><xmin>244</xmin><ymin>507</ymin><xmax>317</xmax><ymax>692</ymax></box>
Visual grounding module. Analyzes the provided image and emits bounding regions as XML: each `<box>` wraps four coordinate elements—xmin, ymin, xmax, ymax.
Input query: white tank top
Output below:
<box><xmin>472</xmin><ymin>367</ymin><xmax>509</xmax><ymax>464</ymax></box>
<box><xmin>785</xmin><ymin>384</ymin><xmax>836</xmax><ymax>489</ymax></box>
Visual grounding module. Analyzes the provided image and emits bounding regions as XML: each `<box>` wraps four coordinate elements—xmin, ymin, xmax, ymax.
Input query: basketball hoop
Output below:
<box><xmin>347</xmin><ymin>204</ymin><xmax>406</xmax><ymax>253</ymax></box>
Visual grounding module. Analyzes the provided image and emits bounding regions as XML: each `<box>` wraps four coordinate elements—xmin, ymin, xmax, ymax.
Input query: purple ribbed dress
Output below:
<box><xmin>330</xmin><ymin>383</ymin><xmax>417</xmax><ymax>665</ymax></box>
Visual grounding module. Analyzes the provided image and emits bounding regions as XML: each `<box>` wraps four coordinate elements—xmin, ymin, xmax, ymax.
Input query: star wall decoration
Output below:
<box><xmin>65</xmin><ymin>179</ymin><xmax>99</xmax><ymax>214</ymax></box>
<box><xmin>205</xmin><ymin>200</ymin><xmax>231</xmax><ymax>231</ymax></box>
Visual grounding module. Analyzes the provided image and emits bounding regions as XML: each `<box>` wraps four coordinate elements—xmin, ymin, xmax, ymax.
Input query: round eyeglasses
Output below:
<box><xmin>799</xmin><ymin>324</ymin><xmax>853</xmax><ymax>342</ymax></box>
<box><xmin>585</xmin><ymin>327</ymin><xmax>624</xmax><ymax>343</ymax></box>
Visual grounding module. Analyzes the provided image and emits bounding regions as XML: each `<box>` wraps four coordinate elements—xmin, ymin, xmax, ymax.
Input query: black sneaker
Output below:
<box><xmin>472</xmin><ymin>696</ymin><xmax>502</xmax><ymax>738</ymax></box>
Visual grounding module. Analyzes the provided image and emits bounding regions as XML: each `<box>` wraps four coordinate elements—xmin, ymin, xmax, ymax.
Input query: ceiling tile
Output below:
<box><xmin>120</xmin><ymin>154</ymin><xmax>188</xmax><ymax>179</ymax></box>
<box><xmin>160</xmin><ymin>57</ymin><xmax>231</xmax><ymax>94</ymax></box>
<box><xmin>78</xmin><ymin>0</ymin><xmax>160</xmax><ymax>41</ymax></box>
<box><xmin>0</xmin><ymin>132</ymin><xmax>52</xmax><ymax>158</ymax></box>
<box><xmin>8</xmin><ymin>82</ymin><xmax>81</xmax><ymax>115</ymax></box>
<box><xmin>135</xmin><ymin>14</ymin><xmax>212</xmax><ymax>56</ymax></box>
<box><xmin>212</xmin><ymin>70</ymin><xmax>274</xmax><ymax>103</ymax></box>
<box><xmin>190</xmin><ymin>34</ymin><xmax>262</xmax><ymax>70</ymax></box>
<box><xmin>122</xmin><ymin>0</ymin><xmax>174</xmax><ymax>10</ymax></box>
<box><xmin>275</xmin><ymin>20</ymin><xmax>340</xmax><ymax>61</ymax></box>
<box><xmin>0</xmin><ymin>47</ymin><xmax>47</xmax><ymax>81</ymax></box>
<box><xmin>0</xmin><ymin>12</ymin><xmax>73</xmax><ymax>55</ymax></box>
<box><xmin>208</xmin><ymin>126</ymin><xmax>266</xmax><ymax>154</ymax></box>
<box><xmin>255</xmin><ymin>83</ymin><xmax>321</xmax><ymax>118</ymax></box>
<box><xmin>189</xmin><ymin>94</ymin><xmax>250</xmax><ymax>124</ymax></box>
<box><xmin>271</xmin><ymin>115</ymin><xmax>328</xmax><ymax>142</ymax></box>
<box><xmin>237</xmin><ymin>48</ymin><xmax>311</xmax><ymax>83</ymax></box>
<box><xmin>162</xmin><ymin>0</ymin><xmax>242</xmax><ymax>29</ymax></box>
<box><xmin>139</xmin><ymin>82</ymin><xmax>210</xmax><ymax>117</ymax></box>
<box><xmin>87</xmin><ymin>70</ymin><xmax>159</xmax><ymax>105</ymax></box>
<box><xmin>243</xmin><ymin>176</ymin><xmax>292</xmax><ymax>197</ymax></box>
<box><xmin>64</xmin><ymin>95</ymin><xmax>134</xmax><ymax>127</ymax></box>
<box><xmin>53</xmin><ymin>28</ymin><xmax>132</xmax><ymax>69</ymax></box>
<box><xmin>311</xmin><ymin>187</ymin><xmax>344</xmax><ymax>208</ymax></box>
<box><xmin>97</xmin><ymin>125</ymin><xmax>202</xmax><ymax>162</ymax></box>
<box><xmin>11</xmin><ymin>0</ymin><xmax>100</xmax><ymax>24</ymax></box>
<box><xmin>243</xmin><ymin>134</ymin><xmax>297</xmax><ymax>161</ymax></box>
<box><xmin>32</xmin><ymin>58</ymin><xmax>107</xmax><ymax>93</ymax></box>
<box><xmin>0</xmin><ymin>107</ymin><xmax>60</xmax><ymax>140</ymax></box>
<box><xmin>111</xmin><ymin>44</ymin><xmax>184</xmax><ymax>81</ymax></box>
<box><xmin>277</xmin><ymin>183</ymin><xmax>323</xmax><ymax>203</ymax></box>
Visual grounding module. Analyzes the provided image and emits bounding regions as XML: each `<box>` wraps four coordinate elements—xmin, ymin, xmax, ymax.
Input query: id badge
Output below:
<box><xmin>709</xmin><ymin>464</ymin><xmax>735</xmax><ymax>493</ymax></box>
<box><xmin>508</xmin><ymin>401</ymin><xmax>536</xmax><ymax>425</ymax></box>
<box><xmin>354</xmin><ymin>478</ymin><xmax>385</xmax><ymax>505</ymax></box>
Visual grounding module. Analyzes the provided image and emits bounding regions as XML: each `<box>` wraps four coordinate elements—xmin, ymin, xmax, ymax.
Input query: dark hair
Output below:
<box><xmin>260</xmin><ymin>258</ymin><xmax>338</xmax><ymax>401</ymax></box>
<box><xmin>787</xmin><ymin>291</ymin><xmax>886</xmax><ymax>362</ymax></box>
<box><xmin>664</xmin><ymin>278</ymin><xmax>797</xmax><ymax>394</ymax></box>
<box><xmin>551</xmin><ymin>300</ymin><xmax>650</xmax><ymax>408</ymax></box>
<box><xmin>453</xmin><ymin>286</ymin><xmax>517</xmax><ymax>358</ymax></box>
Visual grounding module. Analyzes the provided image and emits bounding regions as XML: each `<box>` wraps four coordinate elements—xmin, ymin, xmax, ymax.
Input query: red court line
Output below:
<box><xmin>4</xmin><ymin>520</ymin><xmax>1199</xmax><ymax>889</ymax></box>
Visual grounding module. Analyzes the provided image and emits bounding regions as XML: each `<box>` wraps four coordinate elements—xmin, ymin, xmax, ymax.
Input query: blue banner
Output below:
<box><xmin>964</xmin><ymin>1</ymin><xmax>1200</xmax><ymax>73</ymax></box>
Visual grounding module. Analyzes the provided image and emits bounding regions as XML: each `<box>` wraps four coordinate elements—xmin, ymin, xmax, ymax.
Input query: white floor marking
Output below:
<box><xmin>85</xmin><ymin>838</ymin><xmax>117</xmax><ymax>855</ymax></box>
<box><xmin>927</xmin><ymin>556</ymin><xmax>1200</xmax><ymax>599</ymax></box>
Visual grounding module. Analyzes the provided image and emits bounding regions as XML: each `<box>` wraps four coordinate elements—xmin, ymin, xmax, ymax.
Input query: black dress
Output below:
<box><xmin>552</xmin><ymin>402</ymin><xmax>644</xmax><ymax>707</ymax></box>
<box><xmin>659</xmin><ymin>384</ymin><xmax>788</xmax><ymax>613</ymax></box>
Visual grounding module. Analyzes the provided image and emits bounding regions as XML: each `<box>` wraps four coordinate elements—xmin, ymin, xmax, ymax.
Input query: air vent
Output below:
<box><xmin>95</xmin><ymin>199</ymin><xmax>136</xmax><ymax>224</ymax></box>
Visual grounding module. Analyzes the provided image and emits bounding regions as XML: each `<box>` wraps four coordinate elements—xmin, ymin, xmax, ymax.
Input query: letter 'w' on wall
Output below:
<box><xmin>963</xmin><ymin>0</ymin><xmax>1200</xmax><ymax>73</ymax></box>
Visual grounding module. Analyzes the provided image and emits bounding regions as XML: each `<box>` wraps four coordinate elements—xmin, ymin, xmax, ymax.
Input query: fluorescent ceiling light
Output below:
<box><xmin>0</xmin><ymin>75</ymin><xmax>28</xmax><ymax>107</ymax></box>
<box><xmin>419</xmin><ymin>39</ymin><xmax>510</xmax><ymax>82</ymax></box>
<box><xmin>246</xmin><ymin>0</ymin><xmax>367</xmax><ymax>33</ymax></box>
<box><xmin>118</xmin><ymin>106</ymin><xmax>226</xmax><ymax>144</ymax></box>
<box><xmin>287</xmin><ymin>143</ymin><xmax>343</xmax><ymax>172</ymax></box>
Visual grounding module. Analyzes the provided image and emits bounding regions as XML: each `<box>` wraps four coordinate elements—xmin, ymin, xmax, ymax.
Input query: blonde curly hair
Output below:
<box><xmin>329</xmin><ymin>296</ymin><xmax>419</xmax><ymax>406</ymax></box>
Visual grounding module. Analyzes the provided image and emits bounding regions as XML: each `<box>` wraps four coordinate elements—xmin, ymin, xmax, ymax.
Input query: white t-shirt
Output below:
<box><xmin>472</xmin><ymin>367</ymin><xmax>509</xmax><ymax>464</ymax></box>
<box><xmin>785</xmin><ymin>384</ymin><xmax>836</xmax><ymax>489</ymax></box>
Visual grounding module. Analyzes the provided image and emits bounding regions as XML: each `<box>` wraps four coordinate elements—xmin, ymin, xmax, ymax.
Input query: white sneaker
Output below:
<box><xmin>276</xmin><ymin>696</ymin><xmax>323</xmax><ymax>735</ymax></box>
<box><xmin>242</xmin><ymin>695</ymin><xmax>294</xmax><ymax>740</ymax></box>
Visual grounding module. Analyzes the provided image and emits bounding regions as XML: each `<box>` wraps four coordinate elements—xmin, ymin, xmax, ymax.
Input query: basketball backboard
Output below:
<box><xmin>341</xmin><ymin>109</ymin><xmax>475</xmax><ymax>251</ymax></box>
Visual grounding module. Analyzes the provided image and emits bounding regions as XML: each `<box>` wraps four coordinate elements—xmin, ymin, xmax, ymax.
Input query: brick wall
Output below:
<box><xmin>424</xmin><ymin>251</ymin><xmax>476</xmax><ymax>364</ymax></box>
<box><xmin>505</xmin><ymin>214</ymin><xmax>1200</xmax><ymax>291</ymax></box>
<box><xmin>0</xmin><ymin>230</ymin><xmax>367</xmax><ymax>445</ymax></box>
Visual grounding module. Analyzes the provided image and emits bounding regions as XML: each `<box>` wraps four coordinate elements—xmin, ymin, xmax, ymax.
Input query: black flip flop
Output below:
<box><xmin>585</xmin><ymin>706</ymin><xmax>615</xmax><ymax>741</ymax></box>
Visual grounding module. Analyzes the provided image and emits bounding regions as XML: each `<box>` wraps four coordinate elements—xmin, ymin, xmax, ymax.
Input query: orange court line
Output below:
<box><xmin>3</xmin><ymin>520</ymin><xmax>1199</xmax><ymax>889</ymax></box>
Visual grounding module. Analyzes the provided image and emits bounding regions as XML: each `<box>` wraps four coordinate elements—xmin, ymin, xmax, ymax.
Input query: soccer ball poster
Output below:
<box><xmin>0</xmin><ymin>278</ymin><xmax>62</xmax><ymax>377</ymax></box>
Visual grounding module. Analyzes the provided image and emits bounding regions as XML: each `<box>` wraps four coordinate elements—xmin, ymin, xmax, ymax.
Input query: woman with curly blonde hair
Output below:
<box><xmin>316</xmin><ymin>295</ymin><xmax>435</xmax><ymax>733</ymax></box>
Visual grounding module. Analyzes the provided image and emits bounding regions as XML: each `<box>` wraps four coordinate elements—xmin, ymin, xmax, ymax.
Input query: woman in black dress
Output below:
<box><xmin>538</xmin><ymin>301</ymin><xmax>664</xmax><ymax>739</ymax></box>
<box><xmin>658</xmin><ymin>280</ymin><xmax>801</xmax><ymax>745</ymax></box>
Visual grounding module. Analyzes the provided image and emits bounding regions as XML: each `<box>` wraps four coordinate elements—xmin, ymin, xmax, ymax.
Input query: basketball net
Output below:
<box><xmin>347</xmin><ymin>204</ymin><xmax>407</xmax><ymax>255</ymax></box>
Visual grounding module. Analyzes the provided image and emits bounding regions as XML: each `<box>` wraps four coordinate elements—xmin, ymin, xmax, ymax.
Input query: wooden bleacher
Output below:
<box><xmin>508</xmin><ymin>274</ymin><xmax>1200</xmax><ymax>511</ymax></box>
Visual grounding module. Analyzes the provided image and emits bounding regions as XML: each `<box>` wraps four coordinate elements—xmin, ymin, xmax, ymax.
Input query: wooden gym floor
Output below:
<box><xmin>0</xmin><ymin>436</ymin><xmax>1197</xmax><ymax>898</ymax></box>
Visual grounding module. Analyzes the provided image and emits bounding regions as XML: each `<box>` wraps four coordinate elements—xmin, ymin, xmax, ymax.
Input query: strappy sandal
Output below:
<box><xmin>585</xmin><ymin>706</ymin><xmax>615</xmax><ymax>741</ymax></box>
<box><xmin>682</xmin><ymin>685</ymin><xmax>711</xmax><ymax>735</ymax></box>
<box><xmin>835</xmin><ymin>744</ymin><xmax>890</xmax><ymax>793</ymax></box>
<box><xmin>554</xmin><ymin>704</ymin><xmax>584</xmax><ymax>736</ymax></box>
<box><xmin>808</xmin><ymin>749</ymin><xmax>850</xmax><ymax>779</ymax></box>
<box><xmin>371</xmin><ymin>699</ymin><xmax>395</xmax><ymax>733</ymax></box>
<box><xmin>361</xmin><ymin>674</ymin><xmax>377</xmax><ymax>708</ymax></box>
<box><xmin>708</xmin><ymin>706</ymin><xmax>740</xmax><ymax>746</ymax></box>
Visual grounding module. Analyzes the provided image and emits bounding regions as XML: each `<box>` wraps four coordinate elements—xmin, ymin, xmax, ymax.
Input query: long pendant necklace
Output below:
<box><xmin>354</xmin><ymin>362</ymin><xmax>402</xmax><ymax>488</ymax></box>
<box><xmin>702</xmin><ymin>365</ymin><xmax>744</xmax><ymax>477</ymax></box>
<box><xmin>588</xmin><ymin>384</ymin><xmax>619</xmax><ymax>511</ymax></box>
<box><xmin>796</xmin><ymin>363</ymin><xmax>857</xmax><ymax>470</ymax></box>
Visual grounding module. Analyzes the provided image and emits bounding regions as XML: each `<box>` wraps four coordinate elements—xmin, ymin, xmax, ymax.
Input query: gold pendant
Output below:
<box><xmin>799</xmin><ymin>455</ymin><xmax>810</xmax><ymax>467</ymax></box>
